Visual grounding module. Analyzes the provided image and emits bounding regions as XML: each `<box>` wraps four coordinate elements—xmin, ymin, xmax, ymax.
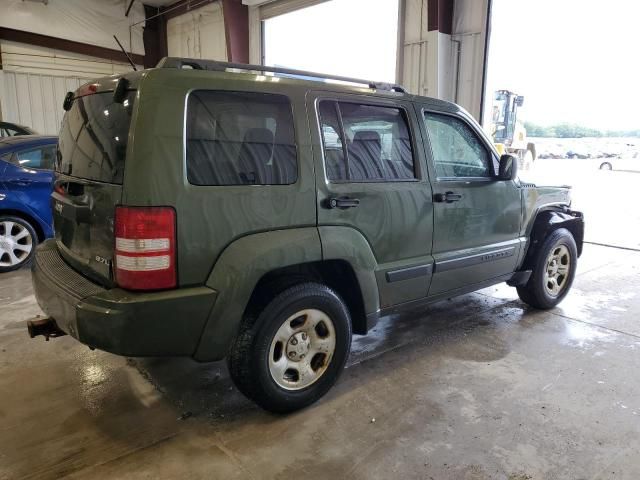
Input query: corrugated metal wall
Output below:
<box><xmin>400</xmin><ymin>0</ymin><xmax>488</xmax><ymax>121</ymax></box>
<box><xmin>0</xmin><ymin>71</ymin><xmax>83</xmax><ymax>135</ymax></box>
<box><xmin>452</xmin><ymin>0</ymin><xmax>488</xmax><ymax>122</ymax></box>
<box><xmin>401</xmin><ymin>0</ymin><xmax>429</xmax><ymax>96</ymax></box>
<box><xmin>0</xmin><ymin>40</ymin><xmax>138</xmax><ymax>135</ymax></box>
<box><xmin>402</xmin><ymin>41</ymin><xmax>429</xmax><ymax>96</ymax></box>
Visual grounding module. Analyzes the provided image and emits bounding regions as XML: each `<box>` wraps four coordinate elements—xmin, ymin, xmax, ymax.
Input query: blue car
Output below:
<box><xmin>0</xmin><ymin>135</ymin><xmax>57</xmax><ymax>272</ymax></box>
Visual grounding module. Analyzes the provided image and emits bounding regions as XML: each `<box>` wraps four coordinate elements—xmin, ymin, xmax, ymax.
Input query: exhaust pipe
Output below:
<box><xmin>27</xmin><ymin>317</ymin><xmax>67</xmax><ymax>341</ymax></box>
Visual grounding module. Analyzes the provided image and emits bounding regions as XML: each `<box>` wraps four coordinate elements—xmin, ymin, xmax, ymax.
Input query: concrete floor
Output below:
<box><xmin>1</xmin><ymin>242</ymin><xmax>639</xmax><ymax>480</ymax></box>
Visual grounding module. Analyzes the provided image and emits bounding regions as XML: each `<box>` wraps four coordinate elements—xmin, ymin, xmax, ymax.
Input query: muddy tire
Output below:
<box><xmin>517</xmin><ymin>228</ymin><xmax>577</xmax><ymax>309</ymax></box>
<box><xmin>0</xmin><ymin>216</ymin><xmax>37</xmax><ymax>273</ymax></box>
<box><xmin>227</xmin><ymin>282</ymin><xmax>352</xmax><ymax>413</ymax></box>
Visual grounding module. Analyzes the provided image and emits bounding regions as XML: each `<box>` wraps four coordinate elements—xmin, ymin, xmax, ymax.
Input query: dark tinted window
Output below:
<box><xmin>57</xmin><ymin>91</ymin><xmax>135</xmax><ymax>184</ymax></box>
<box><xmin>186</xmin><ymin>91</ymin><xmax>297</xmax><ymax>186</ymax></box>
<box><xmin>318</xmin><ymin>100</ymin><xmax>415</xmax><ymax>182</ymax></box>
<box><xmin>424</xmin><ymin>112</ymin><xmax>492</xmax><ymax>178</ymax></box>
<box><xmin>16</xmin><ymin>145</ymin><xmax>56</xmax><ymax>170</ymax></box>
<box><xmin>0</xmin><ymin>127</ymin><xmax>25</xmax><ymax>137</ymax></box>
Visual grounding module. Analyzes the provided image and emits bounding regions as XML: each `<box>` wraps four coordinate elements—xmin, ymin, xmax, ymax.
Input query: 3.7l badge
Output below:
<box><xmin>95</xmin><ymin>255</ymin><xmax>111</xmax><ymax>266</ymax></box>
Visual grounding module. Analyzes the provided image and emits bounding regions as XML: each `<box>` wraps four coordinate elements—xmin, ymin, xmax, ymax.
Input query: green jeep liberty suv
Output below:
<box><xmin>30</xmin><ymin>58</ymin><xmax>584</xmax><ymax>413</ymax></box>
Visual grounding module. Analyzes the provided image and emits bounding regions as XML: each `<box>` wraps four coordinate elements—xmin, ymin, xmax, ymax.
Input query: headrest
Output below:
<box><xmin>352</xmin><ymin>130</ymin><xmax>381</xmax><ymax>144</ymax></box>
<box><xmin>243</xmin><ymin>128</ymin><xmax>274</xmax><ymax>145</ymax></box>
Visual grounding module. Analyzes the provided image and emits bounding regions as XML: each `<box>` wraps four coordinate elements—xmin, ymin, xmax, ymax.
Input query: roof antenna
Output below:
<box><xmin>113</xmin><ymin>35</ymin><xmax>137</xmax><ymax>71</ymax></box>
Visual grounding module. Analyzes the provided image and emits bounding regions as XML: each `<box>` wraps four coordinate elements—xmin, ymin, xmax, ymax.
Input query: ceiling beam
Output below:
<box><xmin>143</xmin><ymin>4</ymin><xmax>168</xmax><ymax>68</ymax></box>
<box><xmin>221</xmin><ymin>0</ymin><xmax>249</xmax><ymax>63</ymax></box>
<box><xmin>427</xmin><ymin>0</ymin><xmax>454</xmax><ymax>35</ymax></box>
<box><xmin>0</xmin><ymin>27</ymin><xmax>145</xmax><ymax>65</ymax></box>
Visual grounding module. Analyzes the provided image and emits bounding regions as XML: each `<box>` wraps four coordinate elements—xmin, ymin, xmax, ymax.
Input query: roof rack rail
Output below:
<box><xmin>156</xmin><ymin>57</ymin><xmax>406</xmax><ymax>93</ymax></box>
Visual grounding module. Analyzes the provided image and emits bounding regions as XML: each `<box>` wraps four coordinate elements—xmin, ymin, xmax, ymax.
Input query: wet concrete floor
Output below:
<box><xmin>1</xmin><ymin>243</ymin><xmax>639</xmax><ymax>479</ymax></box>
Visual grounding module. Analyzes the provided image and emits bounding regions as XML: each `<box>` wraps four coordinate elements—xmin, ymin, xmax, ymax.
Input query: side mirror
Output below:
<box><xmin>497</xmin><ymin>154</ymin><xmax>518</xmax><ymax>180</ymax></box>
<box><xmin>515</xmin><ymin>95</ymin><xmax>525</xmax><ymax>107</ymax></box>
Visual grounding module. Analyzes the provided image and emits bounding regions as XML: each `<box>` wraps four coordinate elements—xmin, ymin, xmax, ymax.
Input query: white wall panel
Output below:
<box><xmin>167</xmin><ymin>3</ymin><xmax>227</xmax><ymax>61</ymax></box>
<box><xmin>0</xmin><ymin>71</ymin><xmax>84</xmax><ymax>135</ymax></box>
<box><xmin>0</xmin><ymin>41</ymin><xmax>138</xmax><ymax>77</ymax></box>
<box><xmin>453</xmin><ymin>32</ymin><xmax>484</xmax><ymax>120</ymax></box>
<box><xmin>402</xmin><ymin>41</ymin><xmax>428</xmax><ymax>97</ymax></box>
<box><xmin>452</xmin><ymin>0</ymin><xmax>488</xmax><ymax>121</ymax></box>
<box><xmin>248</xmin><ymin>5</ymin><xmax>261</xmax><ymax>64</ymax></box>
<box><xmin>401</xmin><ymin>1</ymin><xmax>450</xmax><ymax>101</ymax></box>
<box><xmin>0</xmin><ymin>40</ymin><xmax>138</xmax><ymax>135</ymax></box>
<box><xmin>0</xmin><ymin>0</ymin><xmax>146</xmax><ymax>56</ymax></box>
<box><xmin>400</xmin><ymin>0</ymin><xmax>488</xmax><ymax>121</ymax></box>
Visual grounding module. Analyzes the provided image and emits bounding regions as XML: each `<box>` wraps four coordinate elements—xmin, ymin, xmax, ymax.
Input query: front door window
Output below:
<box><xmin>424</xmin><ymin>112</ymin><xmax>492</xmax><ymax>179</ymax></box>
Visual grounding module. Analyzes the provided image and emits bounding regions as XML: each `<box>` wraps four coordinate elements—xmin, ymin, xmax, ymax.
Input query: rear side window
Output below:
<box><xmin>57</xmin><ymin>91</ymin><xmax>136</xmax><ymax>184</ymax></box>
<box><xmin>424</xmin><ymin>112</ymin><xmax>492</xmax><ymax>178</ymax></box>
<box><xmin>186</xmin><ymin>91</ymin><xmax>297</xmax><ymax>186</ymax></box>
<box><xmin>318</xmin><ymin>100</ymin><xmax>415</xmax><ymax>182</ymax></box>
<box><xmin>15</xmin><ymin>146</ymin><xmax>56</xmax><ymax>170</ymax></box>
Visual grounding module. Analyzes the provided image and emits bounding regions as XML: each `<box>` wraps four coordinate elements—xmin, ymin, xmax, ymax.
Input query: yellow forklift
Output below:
<box><xmin>490</xmin><ymin>90</ymin><xmax>536</xmax><ymax>170</ymax></box>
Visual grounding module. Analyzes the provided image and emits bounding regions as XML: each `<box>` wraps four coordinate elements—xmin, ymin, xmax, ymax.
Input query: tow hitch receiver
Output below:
<box><xmin>27</xmin><ymin>317</ymin><xmax>67</xmax><ymax>341</ymax></box>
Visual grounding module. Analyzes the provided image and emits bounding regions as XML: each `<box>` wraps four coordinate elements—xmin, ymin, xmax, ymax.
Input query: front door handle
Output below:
<box><xmin>434</xmin><ymin>191</ymin><xmax>463</xmax><ymax>203</ymax></box>
<box><xmin>327</xmin><ymin>196</ymin><xmax>360</xmax><ymax>209</ymax></box>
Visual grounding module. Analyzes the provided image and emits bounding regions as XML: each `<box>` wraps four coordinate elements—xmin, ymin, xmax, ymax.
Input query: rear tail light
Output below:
<box><xmin>114</xmin><ymin>206</ymin><xmax>176</xmax><ymax>290</ymax></box>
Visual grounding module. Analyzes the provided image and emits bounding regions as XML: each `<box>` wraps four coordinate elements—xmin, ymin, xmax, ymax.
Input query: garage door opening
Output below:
<box><xmin>262</xmin><ymin>0</ymin><xmax>400</xmax><ymax>83</ymax></box>
<box><xmin>484</xmin><ymin>0</ymin><xmax>640</xmax><ymax>250</ymax></box>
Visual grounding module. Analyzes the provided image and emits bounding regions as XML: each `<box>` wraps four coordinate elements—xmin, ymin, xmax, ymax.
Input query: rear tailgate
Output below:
<box><xmin>53</xmin><ymin>80</ymin><xmax>137</xmax><ymax>286</ymax></box>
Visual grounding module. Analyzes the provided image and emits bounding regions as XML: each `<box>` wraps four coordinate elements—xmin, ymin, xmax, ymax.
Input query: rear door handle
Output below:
<box><xmin>434</xmin><ymin>191</ymin><xmax>463</xmax><ymax>203</ymax></box>
<box><xmin>327</xmin><ymin>196</ymin><xmax>360</xmax><ymax>209</ymax></box>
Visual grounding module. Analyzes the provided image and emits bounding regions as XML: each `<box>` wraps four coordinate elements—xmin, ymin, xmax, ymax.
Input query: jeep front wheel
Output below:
<box><xmin>517</xmin><ymin>228</ymin><xmax>577</xmax><ymax>309</ymax></box>
<box><xmin>227</xmin><ymin>283</ymin><xmax>352</xmax><ymax>413</ymax></box>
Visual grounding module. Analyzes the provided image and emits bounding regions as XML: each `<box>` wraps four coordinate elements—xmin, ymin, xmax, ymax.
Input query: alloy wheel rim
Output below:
<box><xmin>0</xmin><ymin>221</ymin><xmax>33</xmax><ymax>267</ymax></box>
<box><xmin>268</xmin><ymin>308</ymin><xmax>336</xmax><ymax>391</ymax></box>
<box><xmin>543</xmin><ymin>244</ymin><xmax>571</xmax><ymax>297</ymax></box>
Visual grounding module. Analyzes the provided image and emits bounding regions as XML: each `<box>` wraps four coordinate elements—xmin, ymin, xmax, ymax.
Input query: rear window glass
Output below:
<box><xmin>318</xmin><ymin>100</ymin><xmax>415</xmax><ymax>182</ymax></box>
<box><xmin>186</xmin><ymin>91</ymin><xmax>297</xmax><ymax>186</ymax></box>
<box><xmin>57</xmin><ymin>91</ymin><xmax>136</xmax><ymax>184</ymax></box>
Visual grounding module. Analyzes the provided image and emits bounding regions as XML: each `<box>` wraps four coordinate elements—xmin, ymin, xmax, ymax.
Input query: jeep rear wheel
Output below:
<box><xmin>227</xmin><ymin>283</ymin><xmax>352</xmax><ymax>413</ymax></box>
<box><xmin>517</xmin><ymin>228</ymin><xmax>577</xmax><ymax>309</ymax></box>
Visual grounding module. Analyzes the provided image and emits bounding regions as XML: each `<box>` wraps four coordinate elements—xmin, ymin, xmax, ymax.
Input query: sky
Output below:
<box><xmin>486</xmin><ymin>0</ymin><xmax>640</xmax><ymax>130</ymax></box>
<box><xmin>263</xmin><ymin>0</ymin><xmax>399</xmax><ymax>83</ymax></box>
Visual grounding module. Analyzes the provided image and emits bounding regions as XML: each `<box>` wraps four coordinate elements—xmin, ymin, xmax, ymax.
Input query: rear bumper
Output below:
<box><xmin>31</xmin><ymin>240</ymin><xmax>217</xmax><ymax>357</ymax></box>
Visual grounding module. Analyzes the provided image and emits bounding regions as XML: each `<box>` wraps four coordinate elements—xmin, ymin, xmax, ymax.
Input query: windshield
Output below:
<box><xmin>57</xmin><ymin>91</ymin><xmax>136</xmax><ymax>184</ymax></box>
